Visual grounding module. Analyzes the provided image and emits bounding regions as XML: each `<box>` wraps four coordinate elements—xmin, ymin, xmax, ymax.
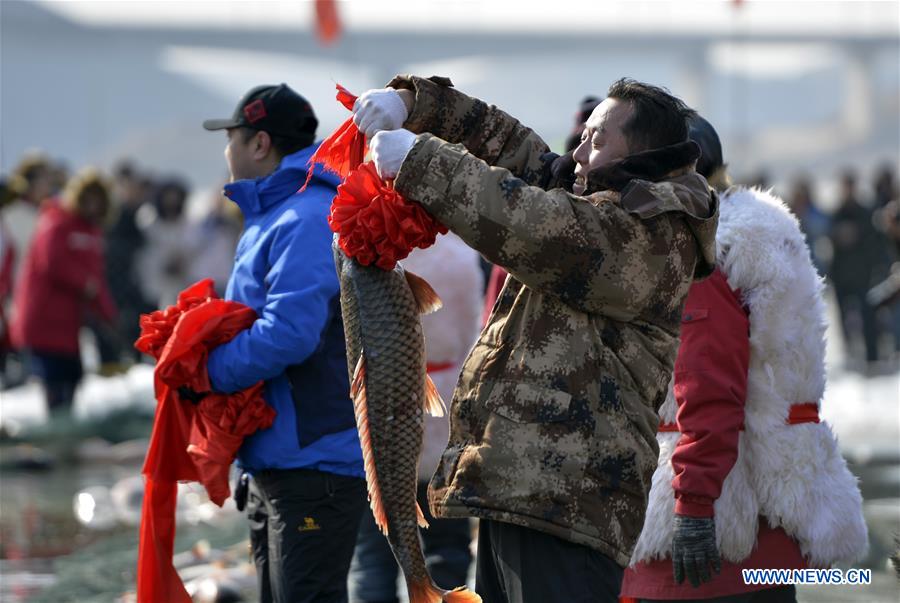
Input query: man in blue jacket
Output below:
<box><xmin>203</xmin><ymin>84</ymin><xmax>365</xmax><ymax>603</ymax></box>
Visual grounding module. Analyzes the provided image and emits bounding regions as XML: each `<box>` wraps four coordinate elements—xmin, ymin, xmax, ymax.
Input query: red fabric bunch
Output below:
<box><xmin>134</xmin><ymin>279</ymin><xmax>275</xmax><ymax>603</ymax></box>
<box><xmin>307</xmin><ymin>83</ymin><xmax>447</xmax><ymax>271</ymax></box>
<box><xmin>134</xmin><ymin>284</ymin><xmax>213</xmax><ymax>360</ymax></box>
<box><xmin>328</xmin><ymin>162</ymin><xmax>448</xmax><ymax>270</ymax></box>
<box><xmin>298</xmin><ymin>84</ymin><xmax>366</xmax><ymax>193</ymax></box>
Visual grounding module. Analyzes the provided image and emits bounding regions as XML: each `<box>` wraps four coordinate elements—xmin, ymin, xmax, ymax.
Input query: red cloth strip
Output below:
<box><xmin>786</xmin><ymin>402</ymin><xmax>821</xmax><ymax>425</ymax></box>
<box><xmin>658</xmin><ymin>402</ymin><xmax>820</xmax><ymax>433</ymax></box>
<box><xmin>426</xmin><ymin>361</ymin><xmax>455</xmax><ymax>373</ymax></box>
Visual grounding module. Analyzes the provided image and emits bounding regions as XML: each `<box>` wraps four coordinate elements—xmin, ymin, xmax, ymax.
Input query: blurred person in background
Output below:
<box><xmin>10</xmin><ymin>168</ymin><xmax>117</xmax><ymax>415</ymax></box>
<box><xmin>828</xmin><ymin>169</ymin><xmax>889</xmax><ymax>369</ymax></box>
<box><xmin>186</xmin><ymin>184</ymin><xmax>242</xmax><ymax>297</ymax></box>
<box><xmin>869</xmin><ymin>163</ymin><xmax>900</xmax><ymax>357</ymax></box>
<box><xmin>94</xmin><ymin>160</ymin><xmax>153</xmax><ymax>368</ymax></box>
<box><xmin>4</xmin><ymin>153</ymin><xmax>56</xmax><ymax>284</ymax></box>
<box><xmin>50</xmin><ymin>161</ymin><xmax>71</xmax><ymax>196</ymax></box>
<box><xmin>787</xmin><ymin>176</ymin><xmax>831</xmax><ymax>276</ymax></box>
<box><xmin>621</xmin><ymin>115</ymin><xmax>867</xmax><ymax>603</ymax></box>
<box><xmin>137</xmin><ymin>178</ymin><xmax>193</xmax><ymax>309</ymax></box>
<box><xmin>350</xmin><ymin>231</ymin><xmax>484</xmax><ymax>602</ymax></box>
<box><xmin>873</xmin><ymin>162</ymin><xmax>898</xmax><ymax>210</ymax></box>
<box><xmin>203</xmin><ymin>83</ymin><xmax>365</xmax><ymax>603</ymax></box>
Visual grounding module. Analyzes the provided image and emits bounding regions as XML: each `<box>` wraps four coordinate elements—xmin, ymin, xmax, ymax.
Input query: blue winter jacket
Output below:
<box><xmin>207</xmin><ymin>144</ymin><xmax>364</xmax><ymax>478</ymax></box>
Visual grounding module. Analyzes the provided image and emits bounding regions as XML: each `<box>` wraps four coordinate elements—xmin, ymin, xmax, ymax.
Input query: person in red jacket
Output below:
<box><xmin>11</xmin><ymin>168</ymin><xmax>117</xmax><ymax>414</ymax></box>
<box><xmin>620</xmin><ymin>116</ymin><xmax>867</xmax><ymax>603</ymax></box>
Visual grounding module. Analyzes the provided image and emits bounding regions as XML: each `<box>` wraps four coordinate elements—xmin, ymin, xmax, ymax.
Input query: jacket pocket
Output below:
<box><xmin>475</xmin><ymin>381</ymin><xmax>586</xmax><ymax>517</ymax></box>
<box><xmin>484</xmin><ymin>381</ymin><xmax>572</xmax><ymax>423</ymax></box>
<box><xmin>681</xmin><ymin>308</ymin><xmax>708</xmax><ymax>323</ymax></box>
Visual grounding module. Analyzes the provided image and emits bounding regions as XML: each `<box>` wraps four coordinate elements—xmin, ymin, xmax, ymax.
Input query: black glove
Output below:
<box><xmin>672</xmin><ymin>514</ymin><xmax>722</xmax><ymax>588</ymax></box>
<box><xmin>539</xmin><ymin>151</ymin><xmax>577</xmax><ymax>192</ymax></box>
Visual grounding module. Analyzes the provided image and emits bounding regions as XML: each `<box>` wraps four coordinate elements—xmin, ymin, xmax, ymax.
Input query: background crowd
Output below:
<box><xmin>1</xmin><ymin>137</ymin><xmax>897</xmax><ymax>412</ymax></box>
<box><xmin>0</xmin><ymin>155</ymin><xmax>243</xmax><ymax>407</ymax></box>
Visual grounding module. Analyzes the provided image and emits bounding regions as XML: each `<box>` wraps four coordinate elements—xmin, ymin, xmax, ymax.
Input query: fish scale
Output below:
<box><xmin>333</xmin><ymin>240</ymin><xmax>481</xmax><ymax>603</ymax></box>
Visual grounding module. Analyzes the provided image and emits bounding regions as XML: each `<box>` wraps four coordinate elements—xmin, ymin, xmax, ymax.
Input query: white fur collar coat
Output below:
<box><xmin>630</xmin><ymin>187</ymin><xmax>868</xmax><ymax>568</ymax></box>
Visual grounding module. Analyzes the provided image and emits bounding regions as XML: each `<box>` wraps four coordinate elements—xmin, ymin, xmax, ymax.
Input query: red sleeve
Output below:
<box><xmin>671</xmin><ymin>268</ymin><xmax>750</xmax><ymax>517</ymax></box>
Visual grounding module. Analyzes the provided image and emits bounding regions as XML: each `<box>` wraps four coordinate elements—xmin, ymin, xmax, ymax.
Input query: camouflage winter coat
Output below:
<box><xmin>389</xmin><ymin>75</ymin><xmax>718</xmax><ymax>566</ymax></box>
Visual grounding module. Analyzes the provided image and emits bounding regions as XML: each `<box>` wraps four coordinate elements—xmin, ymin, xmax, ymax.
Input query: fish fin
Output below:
<box><xmin>415</xmin><ymin>501</ymin><xmax>430</xmax><ymax>529</ymax></box>
<box><xmin>351</xmin><ymin>356</ymin><xmax>389</xmax><ymax>536</ymax></box>
<box><xmin>423</xmin><ymin>374</ymin><xmax>446</xmax><ymax>418</ymax></box>
<box><xmin>404</xmin><ymin>270</ymin><xmax>443</xmax><ymax>315</ymax></box>
<box><xmin>442</xmin><ymin>587</ymin><xmax>482</xmax><ymax>603</ymax></box>
<box><xmin>351</xmin><ymin>355</ymin><xmax>365</xmax><ymax>398</ymax></box>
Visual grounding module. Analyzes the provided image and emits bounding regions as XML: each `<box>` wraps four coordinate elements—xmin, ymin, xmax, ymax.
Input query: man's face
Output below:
<box><xmin>225</xmin><ymin>128</ymin><xmax>258</xmax><ymax>182</ymax></box>
<box><xmin>572</xmin><ymin>98</ymin><xmax>633</xmax><ymax>195</ymax></box>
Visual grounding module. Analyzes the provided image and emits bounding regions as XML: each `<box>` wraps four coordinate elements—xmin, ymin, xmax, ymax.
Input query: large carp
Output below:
<box><xmin>333</xmin><ymin>241</ymin><xmax>481</xmax><ymax>603</ymax></box>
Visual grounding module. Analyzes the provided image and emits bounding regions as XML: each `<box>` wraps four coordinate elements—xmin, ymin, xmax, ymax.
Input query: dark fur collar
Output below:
<box><xmin>586</xmin><ymin>140</ymin><xmax>701</xmax><ymax>193</ymax></box>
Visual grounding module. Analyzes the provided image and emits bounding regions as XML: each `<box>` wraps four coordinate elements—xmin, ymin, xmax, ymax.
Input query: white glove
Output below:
<box><xmin>370</xmin><ymin>129</ymin><xmax>416</xmax><ymax>180</ymax></box>
<box><xmin>353</xmin><ymin>88</ymin><xmax>409</xmax><ymax>138</ymax></box>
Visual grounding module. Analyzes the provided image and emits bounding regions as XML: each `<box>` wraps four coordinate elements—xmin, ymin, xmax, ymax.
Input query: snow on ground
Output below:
<box><xmin>0</xmin><ymin>364</ymin><xmax>156</xmax><ymax>435</ymax></box>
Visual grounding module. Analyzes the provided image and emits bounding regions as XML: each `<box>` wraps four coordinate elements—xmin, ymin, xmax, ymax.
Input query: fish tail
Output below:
<box><xmin>404</xmin><ymin>269</ymin><xmax>443</xmax><ymax>314</ymax></box>
<box><xmin>407</xmin><ymin>580</ymin><xmax>482</xmax><ymax>603</ymax></box>
<box><xmin>406</xmin><ymin>580</ymin><xmax>444</xmax><ymax>603</ymax></box>
<box><xmin>351</xmin><ymin>355</ymin><xmax>389</xmax><ymax>536</ymax></box>
<box><xmin>442</xmin><ymin>586</ymin><xmax>482</xmax><ymax>603</ymax></box>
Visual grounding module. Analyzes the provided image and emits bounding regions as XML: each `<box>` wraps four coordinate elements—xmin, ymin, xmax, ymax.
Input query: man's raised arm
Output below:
<box><xmin>356</xmin><ymin>75</ymin><xmax>552</xmax><ymax>186</ymax></box>
<box><xmin>393</xmin><ymin>134</ymin><xmax>712</xmax><ymax>321</ymax></box>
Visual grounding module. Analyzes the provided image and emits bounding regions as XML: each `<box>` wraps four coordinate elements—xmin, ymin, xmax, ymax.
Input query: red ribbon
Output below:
<box><xmin>328</xmin><ymin>163</ymin><xmax>447</xmax><ymax>271</ymax></box>
<box><xmin>134</xmin><ymin>280</ymin><xmax>275</xmax><ymax>603</ymax></box>
<box><xmin>311</xmin><ymin>84</ymin><xmax>447</xmax><ymax>271</ymax></box>
<box><xmin>785</xmin><ymin>402</ymin><xmax>821</xmax><ymax>425</ymax></box>
<box><xmin>298</xmin><ymin>84</ymin><xmax>366</xmax><ymax>194</ymax></box>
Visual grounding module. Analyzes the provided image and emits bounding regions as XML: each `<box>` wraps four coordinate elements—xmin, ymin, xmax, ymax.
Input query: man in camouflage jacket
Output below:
<box><xmin>352</xmin><ymin>76</ymin><xmax>718</xmax><ymax>602</ymax></box>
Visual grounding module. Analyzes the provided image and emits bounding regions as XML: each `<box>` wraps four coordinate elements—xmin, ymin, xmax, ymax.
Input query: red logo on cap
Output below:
<box><xmin>243</xmin><ymin>99</ymin><xmax>267</xmax><ymax>124</ymax></box>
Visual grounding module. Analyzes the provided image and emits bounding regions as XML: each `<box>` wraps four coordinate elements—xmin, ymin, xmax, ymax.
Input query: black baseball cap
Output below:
<box><xmin>203</xmin><ymin>83</ymin><xmax>318</xmax><ymax>141</ymax></box>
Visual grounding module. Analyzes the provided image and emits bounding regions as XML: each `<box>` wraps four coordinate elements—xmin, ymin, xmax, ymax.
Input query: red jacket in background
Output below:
<box><xmin>11</xmin><ymin>202</ymin><xmax>116</xmax><ymax>355</ymax></box>
<box><xmin>621</xmin><ymin>269</ymin><xmax>805</xmax><ymax>600</ymax></box>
